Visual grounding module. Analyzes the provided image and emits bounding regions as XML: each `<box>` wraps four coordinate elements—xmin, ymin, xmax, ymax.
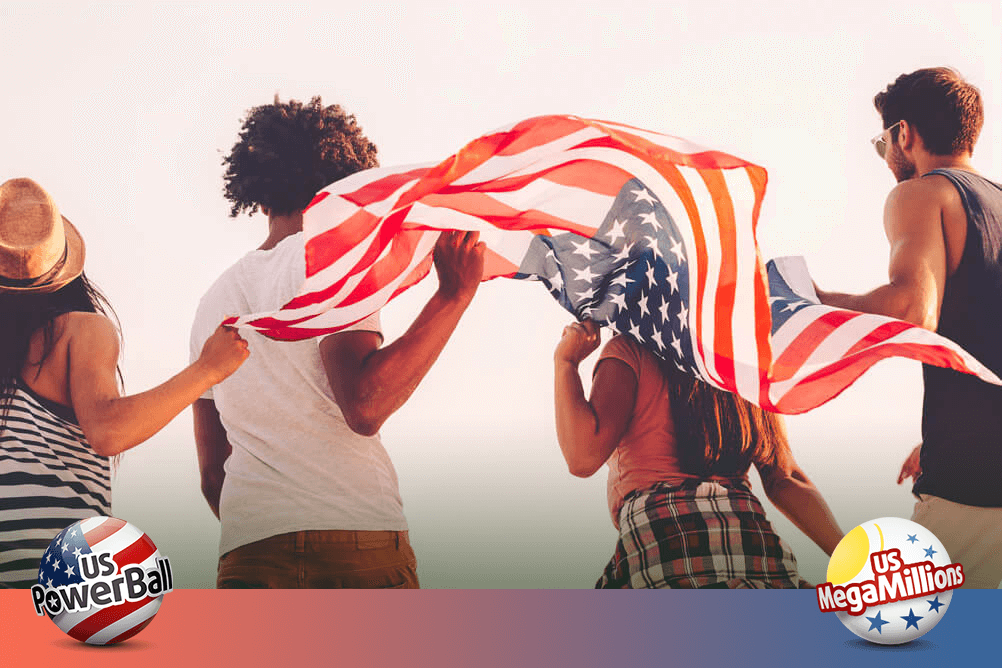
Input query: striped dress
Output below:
<box><xmin>0</xmin><ymin>380</ymin><xmax>110</xmax><ymax>588</ymax></box>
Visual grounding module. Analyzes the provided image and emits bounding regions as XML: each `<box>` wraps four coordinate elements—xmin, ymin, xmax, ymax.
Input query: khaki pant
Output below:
<box><xmin>912</xmin><ymin>495</ymin><xmax>1002</xmax><ymax>589</ymax></box>
<box><xmin>217</xmin><ymin>530</ymin><xmax>419</xmax><ymax>589</ymax></box>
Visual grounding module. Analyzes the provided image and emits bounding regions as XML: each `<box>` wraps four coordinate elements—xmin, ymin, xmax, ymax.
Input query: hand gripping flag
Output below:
<box><xmin>227</xmin><ymin>114</ymin><xmax>1001</xmax><ymax>413</ymax></box>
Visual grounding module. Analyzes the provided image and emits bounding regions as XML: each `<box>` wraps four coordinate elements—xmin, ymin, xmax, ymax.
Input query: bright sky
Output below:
<box><xmin>3</xmin><ymin>1</ymin><xmax>1000</xmax><ymax>587</ymax></box>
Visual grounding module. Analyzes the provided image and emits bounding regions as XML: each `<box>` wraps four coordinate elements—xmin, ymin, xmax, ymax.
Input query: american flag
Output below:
<box><xmin>228</xmin><ymin>115</ymin><xmax>1001</xmax><ymax>413</ymax></box>
<box><xmin>36</xmin><ymin>516</ymin><xmax>166</xmax><ymax>645</ymax></box>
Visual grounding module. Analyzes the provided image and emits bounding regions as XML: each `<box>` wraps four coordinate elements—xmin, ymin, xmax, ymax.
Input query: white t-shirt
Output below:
<box><xmin>190</xmin><ymin>233</ymin><xmax>407</xmax><ymax>557</ymax></box>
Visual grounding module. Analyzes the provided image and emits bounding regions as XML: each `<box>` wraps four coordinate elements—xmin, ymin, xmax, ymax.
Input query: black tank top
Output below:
<box><xmin>915</xmin><ymin>168</ymin><xmax>1002</xmax><ymax>507</ymax></box>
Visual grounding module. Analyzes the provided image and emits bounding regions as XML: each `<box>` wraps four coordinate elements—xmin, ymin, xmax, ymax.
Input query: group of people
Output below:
<box><xmin>2</xmin><ymin>67</ymin><xmax>1000</xmax><ymax>590</ymax></box>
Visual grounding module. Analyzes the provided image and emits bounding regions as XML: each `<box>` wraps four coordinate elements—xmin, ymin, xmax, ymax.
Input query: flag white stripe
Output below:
<box><xmin>724</xmin><ymin>168</ymin><xmax>762</xmax><ymax>404</ymax></box>
<box><xmin>486</xmin><ymin>178</ymin><xmax>615</xmax><ymax>233</ymax></box>
<box><xmin>450</xmin><ymin>127</ymin><xmax>604</xmax><ymax>186</ymax></box>
<box><xmin>678</xmin><ymin>165</ymin><xmax>725</xmax><ymax>387</ymax></box>
<box><xmin>84</xmin><ymin>597</ymin><xmax>163</xmax><ymax>645</ymax></box>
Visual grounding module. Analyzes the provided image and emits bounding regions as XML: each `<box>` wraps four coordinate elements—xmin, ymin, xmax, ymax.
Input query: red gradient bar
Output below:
<box><xmin>0</xmin><ymin>590</ymin><xmax>993</xmax><ymax>666</ymax></box>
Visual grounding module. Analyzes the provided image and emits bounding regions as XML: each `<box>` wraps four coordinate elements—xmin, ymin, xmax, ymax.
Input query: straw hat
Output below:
<box><xmin>0</xmin><ymin>178</ymin><xmax>85</xmax><ymax>293</ymax></box>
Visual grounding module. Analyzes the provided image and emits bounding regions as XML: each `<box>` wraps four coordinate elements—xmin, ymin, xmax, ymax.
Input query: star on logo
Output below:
<box><xmin>782</xmin><ymin>300</ymin><xmax>808</xmax><ymax>313</ymax></box>
<box><xmin>73</xmin><ymin>548</ymin><xmax>82</xmax><ymax>559</ymax></box>
<box><xmin>610</xmin><ymin>291</ymin><xmax>627</xmax><ymax>311</ymax></box>
<box><xmin>927</xmin><ymin>596</ymin><xmax>945</xmax><ymax>613</ymax></box>
<box><xmin>645</xmin><ymin>263</ymin><xmax>657</xmax><ymax>286</ymax></box>
<box><xmin>866</xmin><ymin>611</ymin><xmax>889</xmax><ymax>634</ymax></box>
<box><xmin>65</xmin><ymin>565</ymin><xmax>75</xmax><ymax>577</ymax></box>
<box><xmin>923</xmin><ymin>546</ymin><xmax>937</xmax><ymax>559</ymax></box>
<box><xmin>547</xmin><ymin>269</ymin><xmax>563</xmax><ymax>292</ymax></box>
<box><xmin>61</xmin><ymin>543</ymin><xmax>69</xmax><ymax>553</ymax></box>
<box><xmin>651</xmin><ymin>330</ymin><xmax>665</xmax><ymax>350</ymax></box>
<box><xmin>906</xmin><ymin>534</ymin><xmax>919</xmax><ymax>544</ymax></box>
<box><xmin>901</xmin><ymin>609</ymin><xmax>923</xmax><ymax>631</ymax></box>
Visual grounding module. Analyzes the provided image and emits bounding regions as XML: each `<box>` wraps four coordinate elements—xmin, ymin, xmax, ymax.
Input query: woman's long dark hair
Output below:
<box><xmin>662</xmin><ymin>362</ymin><xmax>792</xmax><ymax>478</ymax></box>
<box><xmin>0</xmin><ymin>273</ymin><xmax>120</xmax><ymax>422</ymax></box>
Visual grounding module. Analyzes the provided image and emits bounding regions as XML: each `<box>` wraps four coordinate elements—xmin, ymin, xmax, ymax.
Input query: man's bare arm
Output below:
<box><xmin>320</xmin><ymin>230</ymin><xmax>485</xmax><ymax>436</ymax></box>
<box><xmin>193</xmin><ymin>399</ymin><xmax>231</xmax><ymax>518</ymax></box>
<box><xmin>816</xmin><ymin>179</ymin><xmax>947</xmax><ymax>331</ymax></box>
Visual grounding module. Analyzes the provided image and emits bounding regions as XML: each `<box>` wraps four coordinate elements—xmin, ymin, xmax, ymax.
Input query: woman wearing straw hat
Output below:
<box><xmin>0</xmin><ymin>178</ymin><xmax>249</xmax><ymax>588</ymax></box>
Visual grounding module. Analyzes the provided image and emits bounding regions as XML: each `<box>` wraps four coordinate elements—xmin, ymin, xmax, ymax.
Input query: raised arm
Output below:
<box><xmin>756</xmin><ymin>455</ymin><xmax>843</xmax><ymax>557</ymax></box>
<box><xmin>193</xmin><ymin>398</ymin><xmax>232</xmax><ymax>518</ymax></box>
<box><xmin>69</xmin><ymin>313</ymin><xmax>248</xmax><ymax>456</ymax></box>
<box><xmin>815</xmin><ymin>179</ymin><xmax>948</xmax><ymax>331</ymax></box>
<box><xmin>319</xmin><ymin>230</ymin><xmax>485</xmax><ymax>437</ymax></box>
<box><xmin>553</xmin><ymin>321</ymin><xmax>637</xmax><ymax>478</ymax></box>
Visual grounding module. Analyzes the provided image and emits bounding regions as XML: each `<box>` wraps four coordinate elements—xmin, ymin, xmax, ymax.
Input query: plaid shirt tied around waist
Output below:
<box><xmin>598</xmin><ymin>479</ymin><xmax>810</xmax><ymax>589</ymax></box>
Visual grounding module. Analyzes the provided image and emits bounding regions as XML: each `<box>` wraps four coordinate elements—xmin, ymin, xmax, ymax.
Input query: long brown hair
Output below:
<box><xmin>662</xmin><ymin>363</ymin><xmax>792</xmax><ymax>477</ymax></box>
<box><xmin>0</xmin><ymin>273</ymin><xmax>120</xmax><ymax>422</ymax></box>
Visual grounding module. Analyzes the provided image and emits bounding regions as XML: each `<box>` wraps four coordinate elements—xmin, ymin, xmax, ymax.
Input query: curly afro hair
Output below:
<box><xmin>222</xmin><ymin>96</ymin><xmax>379</xmax><ymax>217</ymax></box>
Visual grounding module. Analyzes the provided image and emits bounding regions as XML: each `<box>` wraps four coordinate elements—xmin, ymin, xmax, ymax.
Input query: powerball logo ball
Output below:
<box><xmin>817</xmin><ymin>517</ymin><xmax>962</xmax><ymax>644</ymax></box>
<box><xmin>30</xmin><ymin>516</ymin><xmax>173</xmax><ymax>645</ymax></box>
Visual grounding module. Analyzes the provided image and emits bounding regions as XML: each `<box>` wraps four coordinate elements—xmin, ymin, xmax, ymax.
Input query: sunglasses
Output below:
<box><xmin>871</xmin><ymin>120</ymin><xmax>902</xmax><ymax>159</ymax></box>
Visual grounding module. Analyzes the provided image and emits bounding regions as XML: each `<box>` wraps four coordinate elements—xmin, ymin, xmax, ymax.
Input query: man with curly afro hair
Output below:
<box><xmin>189</xmin><ymin>96</ymin><xmax>485</xmax><ymax>588</ymax></box>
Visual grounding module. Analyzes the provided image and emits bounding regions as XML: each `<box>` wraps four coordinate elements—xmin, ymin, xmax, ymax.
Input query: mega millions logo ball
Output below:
<box><xmin>817</xmin><ymin>517</ymin><xmax>963</xmax><ymax>644</ymax></box>
<box><xmin>30</xmin><ymin>516</ymin><xmax>173</xmax><ymax>645</ymax></box>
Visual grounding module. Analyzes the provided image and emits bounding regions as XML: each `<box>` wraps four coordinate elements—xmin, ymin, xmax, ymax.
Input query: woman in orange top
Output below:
<box><xmin>554</xmin><ymin>319</ymin><xmax>842</xmax><ymax>588</ymax></box>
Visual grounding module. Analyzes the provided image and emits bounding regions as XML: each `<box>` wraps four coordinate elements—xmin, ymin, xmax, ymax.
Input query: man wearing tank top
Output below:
<box><xmin>815</xmin><ymin>67</ymin><xmax>1002</xmax><ymax>588</ymax></box>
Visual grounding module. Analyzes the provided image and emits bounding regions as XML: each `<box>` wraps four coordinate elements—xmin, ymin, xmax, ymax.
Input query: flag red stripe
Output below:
<box><xmin>106</xmin><ymin>615</ymin><xmax>156</xmax><ymax>645</ymax></box>
<box><xmin>495</xmin><ymin>116</ymin><xmax>589</xmax><ymax>156</ymax></box>
<box><xmin>775</xmin><ymin>341</ymin><xmax>972</xmax><ymax>414</ymax></box>
<box><xmin>287</xmin><ymin>206</ymin><xmax>416</xmax><ymax>310</ymax></box>
<box><xmin>83</xmin><ymin>517</ymin><xmax>126</xmax><ymax>547</ymax></box>
<box><xmin>843</xmin><ymin>320</ymin><xmax>914</xmax><ymax>357</ymax></box>
<box><xmin>771</xmin><ymin>310</ymin><xmax>860</xmax><ymax>381</ymax></box>
<box><xmin>570</xmin><ymin>134</ymin><xmax>756</xmax><ymax>172</ymax></box>
<box><xmin>112</xmin><ymin>534</ymin><xmax>157</xmax><ymax>572</ymax></box>
<box><xmin>67</xmin><ymin>597</ymin><xmax>158</xmax><ymax>643</ymax></box>
<box><xmin>303</xmin><ymin>191</ymin><xmax>330</xmax><ymax>212</ymax></box>
<box><xmin>745</xmin><ymin>165</ymin><xmax>775</xmax><ymax>409</ymax></box>
<box><xmin>305</xmin><ymin>206</ymin><xmax>381</xmax><ymax>277</ymax></box>
<box><xmin>410</xmin><ymin>193</ymin><xmax>599</xmax><ymax>237</ymax></box>
<box><xmin>700</xmin><ymin>168</ymin><xmax>738</xmax><ymax>390</ymax></box>
<box><xmin>437</xmin><ymin>158</ymin><xmax>631</xmax><ymax>198</ymax></box>
<box><xmin>338</xmin><ymin>229</ymin><xmax>429</xmax><ymax>308</ymax></box>
<box><xmin>340</xmin><ymin>167</ymin><xmax>429</xmax><ymax>207</ymax></box>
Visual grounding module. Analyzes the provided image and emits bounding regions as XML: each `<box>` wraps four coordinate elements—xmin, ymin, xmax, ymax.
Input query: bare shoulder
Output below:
<box><xmin>59</xmin><ymin>312</ymin><xmax>120</xmax><ymax>351</ymax></box>
<box><xmin>886</xmin><ymin>175</ymin><xmax>956</xmax><ymax>209</ymax></box>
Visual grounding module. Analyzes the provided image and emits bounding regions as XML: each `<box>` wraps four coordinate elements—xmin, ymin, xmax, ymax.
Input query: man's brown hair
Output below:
<box><xmin>874</xmin><ymin>67</ymin><xmax>984</xmax><ymax>156</ymax></box>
